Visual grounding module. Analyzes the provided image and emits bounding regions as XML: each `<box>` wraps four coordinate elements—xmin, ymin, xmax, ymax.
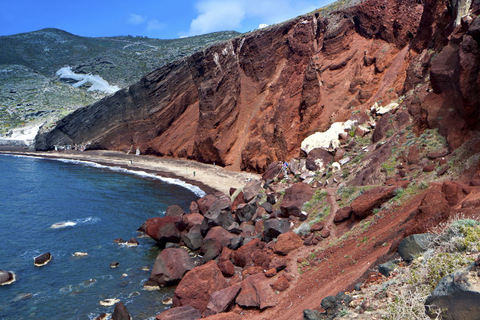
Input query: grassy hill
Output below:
<box><xmin>0</xmin><ymin>28</ymin><xmax>240</xmax><ymax>135</ymax></box>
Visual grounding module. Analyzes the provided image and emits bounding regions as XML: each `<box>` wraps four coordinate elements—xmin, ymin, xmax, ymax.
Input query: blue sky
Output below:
<box><xmin>0</xmin><ymin>0</ymin><xmax>333</xmax><ymax>39</ymax></box>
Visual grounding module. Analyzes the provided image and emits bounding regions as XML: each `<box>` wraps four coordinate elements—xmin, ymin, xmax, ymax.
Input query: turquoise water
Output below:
<box><xmin>0</xmin><ymin>154</ymin><xmax>203</xmax><ymax>319</ymax></box>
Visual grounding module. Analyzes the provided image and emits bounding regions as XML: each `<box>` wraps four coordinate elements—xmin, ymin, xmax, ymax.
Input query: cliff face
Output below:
<box><xmin>36</xmin><ymin>0</ymin><xmax>480</xmax><ymax>173</ymax></box>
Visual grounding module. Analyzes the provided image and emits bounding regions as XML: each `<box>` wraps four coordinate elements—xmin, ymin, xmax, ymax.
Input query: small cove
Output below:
<box><xmin>0</xmin><ymin>154</ymin><xmax>201</xmax><ymax>319</ymax></box>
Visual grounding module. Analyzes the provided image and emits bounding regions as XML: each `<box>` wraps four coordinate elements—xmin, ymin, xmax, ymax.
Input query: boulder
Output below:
<box><xmin>34</xmin><ymin>252</ymin><xmax>52</xmax><ymax>267</ymax></box>
<box><xmin>426</xmin><ymin>267</ymin><xmax>480</xmax><ymax>320</ymax></box>
<box><xmin>306</xmin><ymin>148</ymin><xmax>333</xmax><ymax>171</ymax></box>
<box><xmin>260</xmin><ymin>201</ymin><xmax>273</xmax><ymax>214</ymax></box>
<box><xmin>112</xmin><ymin>302</ymin><xmax>132</xmax><ymax>320</ymax></box>
<box><xmin>203</xmin><ymin>313</ymin><xmax>242</xmax><ymax>320</ymax></box>
<box><xmin>173</xmin><ymin>261</ymin><xmax>228</xmax><ymax>312</ymax></box>
<box><xmin>243</xmin><ymin>179</ymin><xmax>263</xmax><ymax>202</ymax></box>
<box><xmin>398</xmin><ymin>233</ymin><xmax>433</xmax><ymax>262</ymax></box>
<box><xmin>273</xmin><ymin>232</ymin><xmax>303</xmax><ymax>255</ymax></box>
<box><xmin>0</xmin><ymin>270</ymin><xmax>15</xmax><ymax>285</ymax></box>
<box><xmin>262</xmin><ymin>161</ymin><xmax>284</xmax><ymax>181</ymax></box>
<box><xmin>269</xmin><ymin>256</ymin><xmax>288</xmax><ymax>271</ymax></box>
<box><xmin>189</xmin><ymin>201</ymin><xmax>200</xmax><ymax>214</ymax></box>
<box><xmin>182</xmin><ymin>225</ymin><xmax>204</xmax><ymax>251</ymax></box>
<box><xmin>378</xmin><ymin>260</ymin><xmax>398</xmax><ymax>277</ymax></box>
<box><xmin>165</xmin><ymin>205</ymin><xmax>185</xmax><ymax>217</ymax></box>
<box><xmin>200</xmin><ymin>227</ymin><xmax>236</xmax><ymax>261</ymax></box>
<box><xmin>289</xmin><ymin>158</ymin><xmax>306</xmax><ymax>176</ymax></box>
<box><xmin>205</xmin><ymin>283</ymin><xmax>241</xmax><ymax>316</ymax></box>
<box><xmin>271</xmin><ymin>275</ymin><xmax>290</xmax><ymax>292</ymax></box>
<box><xmin>334</xmin><ymin>206</ymin><xmax>352</xmax><ymax>223</ymax></box>
<box><xmin>197</xmin><ymin>192</ymin><xmax>231</xmax><ymax>216</ymax></box>
<box><xmin>235</xmin><ymin>273</ymin><xmax>276</xmax><ymax>309</ymax></box>
<box><xmin>442</xmin><ymin>181</ymin><xmax>470</xmax><ymax>206</ymax></box>
<box><xmin>235</xmin><ymin>203</ymin><xmax>258</xmax><ymax>222</ymax></box>
<box><xmin>310</xmin><ymin>221</ymin><xmax>324</xmax><ymax>232</ymax></box>
<box><xmin>251</xmin><ymin>249</ymin><xmax>273</xmax><ymax>269</ymax></box>
<box><xmin>182</xmin><ymin>213</ymin><xmax>204</xmax><ymax>230</ymax></box>
<box><xmin>351</xmin><ymin>186</ymin><xmax>396</xmax><ymax>218</ymax></box>
<box><xmin>232</xmin><ymin>238</ymin><xmax>263</xmax><ymax>268</ymax></box>
<box><xmin>145</xmin><ymin>216</ymin><xmax>182</xmax><ymax>243</ymax></box>
<box><xmin>204</xmin><ymin>209</ymin><xmax>235</xmax><ymax>230</ymax></box>
<box><xmin>263</xmin><ymin>219</ymin><xmax>291</xmax><ymax>242</ymax></box>
<box><xmin>155</xmin><ymin>305</ymin><xmax>202</xmax><ymax>320</ymax></box>
<box><xmin>280</xmin><ymin>183</ymin><xmax>314</xmax><ymax>217</ymax></box>
<box><xmin>217</xmin><ymin>260</ymin><xmax>235</xmax><ymax>277</ymax></box>
<box><xmin>149</xmin><ymin>248</ymin><xmax>195</xmax><ymax>286</ymax></box>
<box><xmin>303</xmin><ymin>309</ymin><xmax>322</xmax><ymax>320</ymax></box>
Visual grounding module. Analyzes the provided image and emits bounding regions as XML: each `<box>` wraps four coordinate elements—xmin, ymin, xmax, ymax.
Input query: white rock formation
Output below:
<box><xmin>301</xmin><ymin>120</ymin><xmax>356</xmax><ymax>154</ymax></box>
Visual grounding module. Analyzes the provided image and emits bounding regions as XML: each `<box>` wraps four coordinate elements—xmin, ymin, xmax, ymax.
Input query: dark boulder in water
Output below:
<box><xmin>0</xmin><ymin>270</ymin><xmax>16</xmax><ymax>285</ymax></box>
<box><xmin>34</xmin><ymin>252</ymin><xmax>52</xmax><ymax>267</ymax></box>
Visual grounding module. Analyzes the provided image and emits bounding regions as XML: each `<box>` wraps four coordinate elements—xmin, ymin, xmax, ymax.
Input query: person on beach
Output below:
<box><xmin>193</xmin><ymin>171</ymin><xmax>196</xmax><ymax>177</ymax></box>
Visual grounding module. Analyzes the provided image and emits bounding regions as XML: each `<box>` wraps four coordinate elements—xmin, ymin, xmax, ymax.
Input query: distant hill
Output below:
<box><xmin>0</xmin><ymin>28</ymin><xmax>240</xmax><ymax>134</ymax></box>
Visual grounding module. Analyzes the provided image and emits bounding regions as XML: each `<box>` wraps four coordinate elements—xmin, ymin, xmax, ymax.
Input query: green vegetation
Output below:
<box><xmin>0</xmin><ymin>28</ymin><xmax>240</xmax><ymax>134</ymax></box>
<box><xmin>385</xmin><ymin>217</ymin><xmax>480</xmax><ymax>319</ymax></box>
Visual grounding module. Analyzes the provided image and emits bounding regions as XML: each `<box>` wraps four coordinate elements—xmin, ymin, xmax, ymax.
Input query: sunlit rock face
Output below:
<box><xmin>37</xmin><ymin>0</ymin><xmax>433</xmax><ymax>172</ymax></box>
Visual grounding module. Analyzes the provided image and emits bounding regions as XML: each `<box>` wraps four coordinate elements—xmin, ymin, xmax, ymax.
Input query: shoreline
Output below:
<box><xmin>0</xmin><ymin>147</ymin><xmax>260</xmax><ymax>196</ymax></box>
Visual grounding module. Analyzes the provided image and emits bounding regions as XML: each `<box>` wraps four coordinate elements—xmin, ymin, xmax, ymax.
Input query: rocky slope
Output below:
<box><xmin>30</xmin><ymin>0</ymin><xmax>480</xmax><ymax>319</ymax></box>
<box><xmin>36</xmin><ymin>0</ymin><xmax>480</xmax><ymax>174</ymax></box>
<box><xmin>0</xmin><ymin>28</ymin><xmax>239</xmax><ymax>136</ymax></box>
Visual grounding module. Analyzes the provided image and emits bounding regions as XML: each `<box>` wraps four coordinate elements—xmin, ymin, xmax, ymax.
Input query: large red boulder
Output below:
<box><xmin>442</xmin><ymin>181</ymin><xmax>470</xmax><ymax>206</ymax></box>
<box><xmin>145</xmin><ymin>216</ymin><xmax>182</xmax><ymax>243</ymax></box>
<box><xmin>273</xmin><ymin>232</ymin><xmax>303</xmax><ymax>255</ymax></box>
<box><xmin>200</xmin><ymin>226</ymin><xmax>236</xmax><ymax>261</ymax></box>
<box><xmin>232</xmin><ymin>238</ymin><xmax>263</xmax><ymax>268</ymax></box>
<box><xmin>197</xmin><ymin>192</ymin><xmax>231</xmax><ymax>215</ymax></box>
<box><xmin>280</xmin><ymin>183</ymin><xmax>314</xmax><ymax>217</ymax></box>
<box><xmin>155</xmin><ymin>305</ymin><xmax>201</xmax><ymax>320</ymax></box>
<box><xmin>148</xmin><ymin>248</ymin><xmax>195</xmax><ymax>286</ymax></box>
<box><xmin>172</xmin><ymin>261</ymin><xmax>228</xmax><ymax>312</ymax></box>
<box><xmin>235</xmin><ymin>273</ymin><xmax>276</xmax><ymax>309</ymax></box>
<box><xmin>351</xmin><ymin>186</ymin><xmax>396</xmax><ymax>218</ymax></box>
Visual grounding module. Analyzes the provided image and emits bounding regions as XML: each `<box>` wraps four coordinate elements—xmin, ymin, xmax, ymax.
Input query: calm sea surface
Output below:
<box><xmin>0</xmin><ymin>154</ymin><xmax>204</xmax><ymax>319</ymax></box>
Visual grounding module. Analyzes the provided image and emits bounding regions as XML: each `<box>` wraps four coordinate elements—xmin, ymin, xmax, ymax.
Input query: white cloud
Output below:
<box><xmin>147</xmin><ymin>19</ymin><xmax>165</xmax><ymax>31</ymax></box>
<box><xmin>127</xmin><ymin>14</ymin><xmax>146</xmax><ymax>25</ymax></box>
<box><xmin>188</xmin><ymin>0</ymin><xmax>322</xmax><ymax>36</ymax></box>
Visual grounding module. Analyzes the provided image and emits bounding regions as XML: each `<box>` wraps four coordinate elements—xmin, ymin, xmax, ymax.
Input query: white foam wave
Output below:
<box><xmin>50</xmin><ymin>217</ymin><xmax>100</xmax><ymax>229</ymax></box>
<box><xmin>54</xmin><ymin>158</ymin><xmax>206</xmax><ymax>197</ymax></box>
<box><xmin>4</xmin><ymin>154</ymin><xmax>206</xmax><ymax>197</ymax></box>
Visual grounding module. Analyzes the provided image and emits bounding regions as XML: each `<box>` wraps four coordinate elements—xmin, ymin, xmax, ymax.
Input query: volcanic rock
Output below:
<box><xmin>149</xmin><ymin>248</ymin><xmax>195</xmax><ymax>286</ymax></box>
<box><xmin>334</xmin><ymin>206</ymin><xmax>352</xmax><ymax>223</ymax></box>
<box><xmin>306</xmin><ymin>148</ymin><xmax>333</xmax><ymax>171</ymax></box>
<box><xmin>165</xmin><ymin>205</ymin><xmax>185</xmax><ymax>217</ymax></box>
<box><xmin>280</xmin><ymin>183</ymin><xmax>314</xmax><ymax>217</ymax></box>
<box><xmin>112</xmin><ymin>302</ymin><xmax>132</xmax><ymax>320</ymax></box>
<box><xmin>34</xmin><ymin>252</ymin><xmax>52</xmax><ymax>267</ymax></box>
<box><xmin>273</xmin><ymin>232</ymin><xmax>303</xmax><ymax>255</ymax></box>
<box><xmin>398</xmin><ymin>233</ymin><xmax>433</xmax><ymax>263</ymax></box>
<box><xmin>426</xmin><ymin>267</ymin><xmax>480</xmax><ymax>320</ymax></box>
<box><xmin>271</xmin><ymin>275</ymin><xmax>290</xmax><ymax>292</ymax></box>
<box><xmin>351</xmin><ymin>186</ymin><xmax>396</xmax><ymax>218</ymax></box>
<box><xmin>262</xmin><ymin>218</ymin><xmax>291</xmax><ymax>242</ymax></box>
<box><xmin>236</xmin><ymin>273</ymin><xmax>276</xmax><ymax>309</ymax></box>
<box><xmin>205</xmin><ymin>283</ymin><xmax>241</xmax><ymax>316</ymax></box>
<box><xmin>243</xmin><ymin>179</ymin><xmax>263</xmax><ymax>202</ymax></box>
<box><xmin>173</xmin><ymin>261</ymin><xmax>228</xmax><ymax>312</ymax></box>
<box><xmin>0</xmin><ymin>270</ymin><xmax>15</xmax><ymax>285</ymax></box>
<box><xmin>145</xmin><ymin>216</ymin><xmax>182</xmax><ymax>244</ymax></box>
<box><xmin>197</xmin><ymin>192</ymin><xmax>231</xmax><ymax>216</ymax></box>
<box><xmin>155</xmin><ymin>305</ymin><xmax>201</xmax><ymax>320</ymax></box>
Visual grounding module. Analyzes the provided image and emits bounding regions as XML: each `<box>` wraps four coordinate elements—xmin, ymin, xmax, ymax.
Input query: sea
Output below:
<box><xmin>0</xmin><ymin>154</ymin><xmax>205</xmax><ymax>319</ymax></box>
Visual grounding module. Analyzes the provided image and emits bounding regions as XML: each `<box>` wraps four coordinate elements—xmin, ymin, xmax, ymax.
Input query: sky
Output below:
<box><xmin>0</xmin><ymin>0</ymin><xmax>333</xmax><ymax>39</ymax></box>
